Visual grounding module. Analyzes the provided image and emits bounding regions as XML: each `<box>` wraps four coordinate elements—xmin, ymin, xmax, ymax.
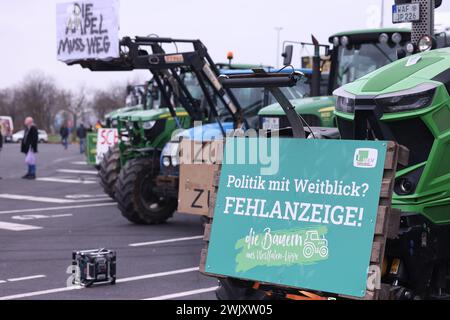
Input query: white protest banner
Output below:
<box><xmin>96</xmin><ymin>128</ymin><xmax>119</xmax><ymax>165</ymax></box>
<box><xmin>56</xmin><ymin>0</ymin><xmax>120</xmax><ymax>62</ymax></box>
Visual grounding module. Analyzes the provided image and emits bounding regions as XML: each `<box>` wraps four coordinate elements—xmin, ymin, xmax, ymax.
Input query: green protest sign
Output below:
<box><xmin>86</xmin><ymin>133</ymin><xmax>97</xmax><ymax>165</ymax></box>
<box><xmin>205</xmin><ymin>137</ymin><xmax>388</xmax><ymax>297</ymax></box>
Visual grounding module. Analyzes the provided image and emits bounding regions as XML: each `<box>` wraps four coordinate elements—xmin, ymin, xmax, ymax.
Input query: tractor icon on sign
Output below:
<box><xmin>303</xmin><ymin>230</ymin><xmax>329</xmax><ymax>259</ymax></box>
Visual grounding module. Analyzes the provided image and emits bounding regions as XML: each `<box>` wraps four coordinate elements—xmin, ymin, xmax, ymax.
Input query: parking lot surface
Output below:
<box><xmin>0</xmin><ymin>143</ymin><xmax>217</xmax><ymax>300</ymax></box>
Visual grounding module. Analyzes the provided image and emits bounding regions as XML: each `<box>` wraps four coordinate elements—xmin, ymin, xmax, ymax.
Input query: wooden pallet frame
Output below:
<box><xmin>199</xmin><ymin>141</ymin><xmax>409</xmax><ymax>300</ymax></box>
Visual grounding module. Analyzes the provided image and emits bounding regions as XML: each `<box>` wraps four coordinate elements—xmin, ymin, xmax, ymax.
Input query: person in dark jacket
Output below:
<box><xmin>76</xmin><ymin>123</ymin><xmax>87</xmax><ymax>154</ymax></box>
<box><xmin>60</xmin><ymin>124</ymin><xmax>69</xmax><ymax>150</ymax></box>
<box><xmin>21</xmin><ymin>117</ymin><xmax>38</xmax><ymax>180</ymax></box>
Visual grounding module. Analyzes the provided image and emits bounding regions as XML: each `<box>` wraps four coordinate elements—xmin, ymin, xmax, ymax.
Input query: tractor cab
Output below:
<box><xmin>258</xmin><ymin>28</ymin><xmax>412</xmax><ymax>131</ymax></box>
<box><xmin>328</xmin><ymin>29</ymin><xmax>411</xmax><ymax>92</ymax></box>
<box><xmin>104</xmin><ymin>82</ymin><xmax>159</xmax><ymax>129</ymax></box>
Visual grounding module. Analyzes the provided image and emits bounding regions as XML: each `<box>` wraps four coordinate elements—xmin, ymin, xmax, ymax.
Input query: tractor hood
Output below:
<box><xmin>174</xmin><ymin>122</ymin><xmax>234</xmax><ymax>142</ymax></box>
<box><xmin>106</xmin><ymin>104</ymin><xmax>145</xmax><ymax>120</ymax></box>
<box><xmin>338</xmin><ymin>48</ymin><xmax>450</xmax><ymax>97</ymax></box>
<box><xmin>258</xmin><ymin>96</ymin><xmax>336</xmax><ymax>117</ymax></box>
<box><xmin>118</xmin><ymin>107</ymin><xmax>188</xmax><ymax>122</ymax></box>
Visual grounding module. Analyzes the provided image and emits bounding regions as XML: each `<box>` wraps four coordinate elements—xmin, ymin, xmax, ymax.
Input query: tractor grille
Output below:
<box><xmin>130</xmin><ymin>122</ymin><xmax>142</xmax><ymax>146</ymax></box>
<box><xmin>338</xmin><ymin>117</ymin><xmax>434</xmax><ymax>167</ymax></box>
<box><xmin>144</xmin><ymin>119</ymin><xmax>167</xmax><ymax>141</ymax></box>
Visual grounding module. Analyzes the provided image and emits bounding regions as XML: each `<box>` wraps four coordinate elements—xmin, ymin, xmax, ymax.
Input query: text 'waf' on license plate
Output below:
<box><xmin>392</xmin><ymin>3</ymin><xmax>420</xmax><ymax>24</ymax></box>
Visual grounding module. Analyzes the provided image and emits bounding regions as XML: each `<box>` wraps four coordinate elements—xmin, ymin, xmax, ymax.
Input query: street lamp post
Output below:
<box><xmin>275</xmin><ymin>27</ymin><xmax>283</xmax><ymax>68</ymax></box>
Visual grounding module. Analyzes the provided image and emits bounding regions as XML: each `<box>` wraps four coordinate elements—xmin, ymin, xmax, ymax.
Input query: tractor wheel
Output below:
<box><xmin>99</xmin><ymin>145</ymin><xmax>121</xmax><ymax>199</ymax></box>
<box><xmin>216</xmin><ymin>278</ymin><xmax>269</xmax><ymax>300</ymax></box>
<box><xmin>115</xmin><ymin>156</ymin><xmax>176</xmax><ymax>225</ymax></box>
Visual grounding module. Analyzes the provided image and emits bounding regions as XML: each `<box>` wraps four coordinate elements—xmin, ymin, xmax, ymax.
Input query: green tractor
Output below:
<box><xmin>69</xmin><ymin>36</ymin><xmax>257</xmax><ymax>205</ymax></box>
<box><xmin>215</xmin><ymin>0</ymin><xmax>450</xmax><ymax>300</ymax></box>
<box><xmin>333</xmin><ymin>44</ymin><xmax>450</xmax><ymax>300</ymax></box>
<box><xmin>95</xmin><ymin>37</ymin><xmax>261</xmax><ymax>223</ymax></box>
<box><xmin>114</xmin><ymin>65</ymin><xmax>300</xmax><ymax>224</ymax></box>
<box><xmin>84</xmin><ymin>84</ymin><xmax>150</xmax><ymax>168</ymax></box>
<box><xmin>98</xmin><ymin>81</ymin><xmax>164</xmax><ymax>197</ymax></box>
<box><xmin>258</xmin><ymin>28</ymin><xmax>413</xmax><ymax>131</ymax></box>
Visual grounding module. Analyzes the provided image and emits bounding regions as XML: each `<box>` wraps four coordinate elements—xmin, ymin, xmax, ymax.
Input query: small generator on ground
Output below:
<box><xmin>72</xmin><ymin>248</ymin><xmax>116</xmax><ymax>287</ymax></box>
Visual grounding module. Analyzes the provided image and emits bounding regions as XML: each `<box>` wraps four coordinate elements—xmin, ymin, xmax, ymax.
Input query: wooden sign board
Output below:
<box><xmin>199</xmin><ymin>140</ymin><xmax>409</xmax><ymax>300</ymax></box>
<box><xmin>178</xmin><ymin>139</ymin><xmax>223</xmax><ymax>216</ymax></box>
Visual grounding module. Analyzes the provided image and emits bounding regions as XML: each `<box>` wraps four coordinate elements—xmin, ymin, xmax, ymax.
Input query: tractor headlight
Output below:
<box><xmin>127</xmin><ymin>121</ymin><xmax>134</xmax><ymax>131</ymax></box>
<box><xmin>142</xmin><ymin>121</ymin><xmax>156</xmax><ymax>130</ymax></box>
<box><xmin>395</xmin><ymin>178</ymin><xmax>415</xmax><ymax>195</ymax></box>
<box><xmin>418</xmin><ymin>35</ymin><xmax>434</xmax><ymax>52</ymax></box>
<box><xmin>162</xmin><ymin>156</ymin><xmax>171</xmax><ymax>167</ymax></box>
<box><xmin>379</xmin><ymin>33</ymin><xmax>389</xmax><ymax>44</ymax></box>
<box><xmin>391</xmin><ymin>32</ymin><xmax>402</xmax><ymax>44</ymax></box>
<box><xmin>406</xmin><ymin>43</ymin><xmax>415</xmax><ymax>54</ymax></box>
<box><xmin>334</xmin><ymin>87</ymin><xmax>355</xmax><ymax>113</ymax></box>
<box><xmin>375</xmin><ymin>83</ymin><xmax>437</xmax><ymax>113</ymax></box>
<box><xmin>333</xmin><ymin>36</ymin><xmax>340</xmax><ymax>47</ymax></box>
<box><xmin>340</xmin><ymin>36</ymin><xmax>349</xmax><ymax>46</ymax></box>
<box><xmin>161</xmin><ymin>142</ymin><xmax>180</xmax><ymax>167</ymax></box>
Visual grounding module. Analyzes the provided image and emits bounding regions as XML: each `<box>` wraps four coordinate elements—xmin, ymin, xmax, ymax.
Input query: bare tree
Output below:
<box><xmin>91</xmin><ymin>83</ymin><xmax>127</xmax><ymax>120</ymax></box>
<box><xmin>0</xmin><ymin>89</ymin><xmax>9</xmax><ymax>114</ymax></box>
<box><xmin>12</xmin><ymin>72</ymin><xmax>59</xmax><ymax>131</ymax></box>
<box><xmin>1</xmin><ymin>72</ymin><xmax>129</xmax><ymax>133</ymax></box>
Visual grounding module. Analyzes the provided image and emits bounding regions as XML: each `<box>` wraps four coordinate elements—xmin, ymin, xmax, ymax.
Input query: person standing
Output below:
<box><xmin>76</xmin><ymin>123</ymin><xmax>87</xmax><ymax>154</ymax></box>
<box><xmin>60</xmin><ymin>123</ymin><xmax>69</xmax><ymax>150</ymax></box>
<box><xmin>21</xmin><ymin>117</ymin><xmax>38</xmax><ymax>180</ymax></box>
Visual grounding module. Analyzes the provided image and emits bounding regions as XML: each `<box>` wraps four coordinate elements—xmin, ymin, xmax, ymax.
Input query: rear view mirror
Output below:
<box><xmin>282</xmin><ymin>45</ymin><xmax>293</xmax><ymax>66</ymax></box>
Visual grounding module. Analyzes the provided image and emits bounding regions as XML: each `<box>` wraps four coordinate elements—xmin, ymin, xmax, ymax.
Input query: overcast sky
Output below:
<box><xmin>2</xmin><ymin>0</ymin><xmax>450</xmax><ymax>91</ymax></box>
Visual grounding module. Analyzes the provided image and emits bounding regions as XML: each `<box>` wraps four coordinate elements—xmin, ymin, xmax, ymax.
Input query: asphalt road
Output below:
<box><xmin>0</xmin><ymin>143</ymin><xmax>217</xmax><ymax>300</ymax></box>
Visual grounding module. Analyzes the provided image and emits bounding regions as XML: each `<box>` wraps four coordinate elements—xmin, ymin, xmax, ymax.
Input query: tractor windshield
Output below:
<box><xmin>182</xmin><ymin>72</ymin><xmax>204</xmax><ymax>100</ymax></box>
<box><xmin>125</xmin><ymin>85</ymin><xmax>147</xmax><ymax>107</ymax></box>
<box><xmin>215</xmin><ymin>76</ymin><xmax>312</xmax><ymax>127</ymax></box>
<box><xmin>336</xmin><ymin>42</ymin><xmax>406</xmax><ymax>87</ymax></box>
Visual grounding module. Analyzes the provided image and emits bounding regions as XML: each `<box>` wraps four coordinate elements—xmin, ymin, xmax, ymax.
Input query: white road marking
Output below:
<box><xmin>11</xmin><ymin>214</ymin><xmax>73</xmax><ymax>221</ymax></box>
<box><xmin>65</xmin><ymin>194</ymin><xmax>106</xmax><ymax>199</ymax></box>
<box><xmin>116</xmin><ymin>267</ymin><xmax>199</xmax><ymax>283</ymax></box>
<box><xmin>0</xmin><ymin>194</ymin><xmax>74</xmax><ymax>204</ymax></box>
<box><xmin>129</xmin><ymin>235</ymin><xmax>204</xmax><ymax>247</ymax></box>
<box><xmin>0</xmin><ymin>202</ymin><xmax>116</xmax><ymax>216</ymax></box>
<box><xmin>0</xmin><ymin>221</ymin><xmax>42</xmax><ymax>231</ymax></box>
<box><xmin>143</xmin><ymin>286</ymin><xmax>218</xmax><ymax>300</ymax></box>
<box><xmin>68</xmin><ymin>198</ymin><xmax>111</xmax><ymax>203</ymax></box>
<box><xmin>0</xmin><ymin>280</ymin><xmax>6</xmax><ymax>284</ymax></box>
<box><xmin>0</xmin><ymin>267</ymin><xmax>199</xmax><ymax>300</ymax></box>
<box><xmin>36</xmin><ymin>177</ymin><xmax>96</xmax><ymax>184</ymax></box>
<box><xmin>71</xmin><ymin>161</ymin><xmax>88</xmax><ymax>165</ymax></box>
<box><xmin>0</xmin><ymin>287</ymin><xmax>83</xmax><ymax>300</ymax></box>
<box><xmin>50</xmin><ymin>214</ymin><xmax>74</xmax><ymax>218</ymax></box>
<box><xmin>7</xmin><ymin>275</ymin><xmax>46</xmax><ymax>282</ymax></box>
<box><xmin>53</xmin><ymin>156</ymin><xmax>81</xmax><ymax>164</ymax></box>
<box><xmin>0</xmin><ymin>194</ymin><xmax>111</xmax><ymax>204</ymax></box>
<box><xmin>57</xmin><ymin>169</ymin><xmax>98</xmax><ymax>175</ymax></box>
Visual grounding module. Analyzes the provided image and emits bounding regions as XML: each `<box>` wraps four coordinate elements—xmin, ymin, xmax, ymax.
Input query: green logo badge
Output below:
<box><xmin>354</xmin><ymin>148</ymin><xmax>378</xmax><ymax>168</ymax></box>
